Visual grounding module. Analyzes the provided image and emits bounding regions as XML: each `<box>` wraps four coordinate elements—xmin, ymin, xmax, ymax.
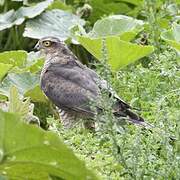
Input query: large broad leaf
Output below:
<box><xmin>0</xmin><ymin>50</ymin><xmax>46</xmax><ymax>102</ymax></box>
<box><xmin>25</xmin><ymin>85</ymin><xmax>47</xmax><ymax>103</ymax></box>
<box><xmin>161</xmin><ymin>23</ymin><xmax>180</xmax><ymax>51</ymax></box>
<box><xmin>0</xmin><ymin>50</ymin><xmax>44</xmax><ymax>73</ymax></box>
<box><xmin>78</xmin><ymin>35</ymin><xmax>154</xmax><ymax>70</ymax></box>
<box><xmin>0</xmin><ymin>110</ymin><xmax>97</xmax><ymax>179</ymax></box>
<box><xmin>74</xmin><ymin>15</ymin><xmax>153</xmax><ymax>70</ymax></box>
<box><xmin>0</xmin><ymin>0</ymin><xmax>52</xmax><ymax>31</ymax></box>
<box><xmin>88</xmin><ymin>0</ymin><xmax>132</xmax><ymax>23</ymax></box>
<box><xmin>0</xmin><ymin>72</ymin><xmax>47</xmax><ymax>102</ymax></box>
<box><xmin>23</xmin><ymin>9</ymin><xmax>85</xmax><ymax>40</ymax></box>
<box><xmin>0</xmin><ymin>72</ymin><xmax>39</xmax><ymax>97</ymax></box>
<box><xmin>0</xmin><ymin>51</ymin><xmax>27</xmax><ymax>67</ymax></box>
<box><xmin>0</xmin><ymin>63</ymin><xmax>13</xmax><ymax>82</ymax></box>
<box><xmin>0</xmin><ymin>72</ymin><xmax>46</xmax><ymax>103</ymax></box>
<box><xmin>88</xmin><ymin>15</ymin><xmax>144</xmax><ymax>41</ymax></box>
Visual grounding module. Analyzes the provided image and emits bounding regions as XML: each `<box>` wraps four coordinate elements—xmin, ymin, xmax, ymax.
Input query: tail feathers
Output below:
<box><xmin>114</xmin><ymin>108</ymin><xmax>153</xmax><ymax>128</ymax></box>
<box><xmin>127</xmin><ymin>117</ymin><xmax>153</xmax><ymax>128</ymax></box>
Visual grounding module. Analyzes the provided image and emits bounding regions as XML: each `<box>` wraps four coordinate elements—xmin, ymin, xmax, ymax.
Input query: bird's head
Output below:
<box><xmin>34</xmin><ymin>36</ymin><xmax>65</xmax><ymax>54</ymax></box>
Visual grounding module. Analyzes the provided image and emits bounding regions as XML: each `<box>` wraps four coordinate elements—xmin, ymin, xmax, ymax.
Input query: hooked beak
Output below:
<box><xmin>34</xmin><ymin>42</ymin><xmax>40</xmax><ymax>51</ymax></box>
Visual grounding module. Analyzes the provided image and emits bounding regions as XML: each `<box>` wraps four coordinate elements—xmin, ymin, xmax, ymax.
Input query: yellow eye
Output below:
<box><xmin>43</xmin><ymin>41</ymin><xmax>51</xmax><ymax>47</ymax></box>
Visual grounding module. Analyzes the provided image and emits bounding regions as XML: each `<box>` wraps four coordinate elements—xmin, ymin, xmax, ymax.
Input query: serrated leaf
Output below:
<box><xmin>23</xmin><ymin>9</ymin><xmax>85</xmax><ymax>40</ymax></box>
<box><xmin>0</xmin><ymin>63</ymin><xmax>13</xmax><ymax>81</ymax></box>
<box><xmin>0</xmin><ymin>110</ymin><xmax>97</xmax><ymax>179</ymax></box>
<box><xmin>77</xmin><ymin>35</ymin><xmax>154</xmax><ymax>70</ymax></box>
<box><xmin>73</xmin><ymin>15</ymin><xmax>153</xmax><ymax>70</ymax></box>
<box><xmin>8</xmin><ymin>86</ymin><xmax>30</xmax><ymax>120</ymax></box>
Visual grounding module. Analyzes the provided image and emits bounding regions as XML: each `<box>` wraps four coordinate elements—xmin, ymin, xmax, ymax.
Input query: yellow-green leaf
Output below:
<box><xmin>0</xmin><ymin>63</ymin><xmax>12</xmax><ymax>81</ymax></box>
<box><xmin>0</xmin><ymin>110</ymin><xmax>97</xmax><ymax>179</ymax></box>
<box><xmin>78</xmin><ymin>35</ymin><xmax>154</xmax><ymax>70</ymax></box>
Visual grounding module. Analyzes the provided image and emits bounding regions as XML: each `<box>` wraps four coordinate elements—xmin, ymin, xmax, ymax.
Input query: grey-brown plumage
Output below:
<box><xmin>35</xmin><ymin>36</ymin><xmax>150</xmax><ymax>129</ymax></box>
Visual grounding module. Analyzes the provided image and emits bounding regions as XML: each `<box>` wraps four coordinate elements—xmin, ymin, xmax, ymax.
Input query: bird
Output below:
<box><xmin>35</xmin><ymin>36</ymin><xmax>151</xmax><ymax>129</ymax></box>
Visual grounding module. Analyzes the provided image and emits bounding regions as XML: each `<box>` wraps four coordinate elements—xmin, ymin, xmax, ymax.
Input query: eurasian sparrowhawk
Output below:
<box><xmin>35</xmin><ymin>36</ymin><xmax>150</xmax><ymax>129</ymax></box>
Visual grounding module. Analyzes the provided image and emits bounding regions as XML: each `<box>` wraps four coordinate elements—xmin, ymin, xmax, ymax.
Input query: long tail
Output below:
<box><xmin>113</xmin><ymin>100</ymin><xmax>153</xmax><ymax>128</ymax></box>
<box><xmin>124</xmin><ymin>109</ymin><xmax>153</xmax><ymax>128</ymax></box>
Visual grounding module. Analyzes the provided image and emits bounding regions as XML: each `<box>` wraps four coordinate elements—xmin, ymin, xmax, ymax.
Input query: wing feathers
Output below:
<box><xmin>42</xmin><ymin>60</ymin><xmax>149</xmax><ymax>126</ymax></box>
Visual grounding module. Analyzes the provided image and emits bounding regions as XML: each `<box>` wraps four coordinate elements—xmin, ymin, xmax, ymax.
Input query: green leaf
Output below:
<box><xmin>48</xmin><ymin>0</ymin><xmax>72</xmax><ymax>11</ymax></box>
<box><xmin>0</xmin><ymin>63</ymin><xmax>13</xmax><ymax>81</ymax></box>
<box><xmin>88</xmin><ymin>0</ymin><xmax>132</xmax><ymax>23</ymax></box>
<box><xmin>78</xmin><ymin>36</ymin><xmax>154</xmax><ymax>70</ymax></box>
<box><xmin>0</xmin><ymin>50</ymin><xmax>44</xmax><ymax>74</ymax></box>
<box><xmin>0</xmin><ymin>51</ymin><xmax>27</xmax><ymax>67</ymax></box>
<box><xmin>161</xmin><ymin>23</ymin><xmax>180</xmax><ymax>51</ymax></box>
<box><xmin>172</xmin><ymin>23</ymin><xmax>180</xmax><ymax>42</ymax></box>
<box><xmin>8</xmin><ymin>86</ymin><xmax>31</xmax><ymax>120</ymax></box>
<box><xmin>0</xmin><ymin>72</ymin><xmax>39</xmax><ymax>97</ymax></box>
<box><xmin>75</xmin><ymin>15</ymin><xmax>153</xmax><ymax>70</ymax></box>
<box><xmin>0</xmin><ymin>175</ymin><xmax>7</xmax><ymax>180</ymax></box>
<box><xmin>23</xmin><ymin>9</ymin><xmax>85</xmax><ymax>40</ymax></box>
<box><xmin>0</xmin><ymin>72</ymin><xmax>47</xmax><ymax>103</ymax></box>
<box><xmin>0</xmin><ymin>10</ymin><xmax>14</xmax><ymax>31</ymax></box>
<box><xmin>0</xmin><ymin>0</ymin><xmax>4</xmax><ymax>6</ymax></box>
<box><xmin>88</xmin><ymin>15</ymin><xmax>144</xmax><ymax>41</ymax></box>
<box><xmin>0</xmin><ymin>0</ymin><xmax>52</xmax><ymax>31</ymax></box>
<box><xmin>25</xmin><ymin>85</ymin><xmax>47</xmax><ymax>103</ymax></box>
<box><xmin>1</xmin><ymin>86</ymin><xmax>40</xmax><ymax>125</ymax></box>
<box><xmin>0</xmin><ymin>110</ymin><xmax>97</xmax><ymax>179</ymax></box>
<box><xmin>26</xmin><ymin>51</ymin><xmax>44</xmax><ymax>73</ymax></box>
<box><xmin>117</xmin><ymin>0</ymin><xmax>143</xmax><ymax>5</ymax></box>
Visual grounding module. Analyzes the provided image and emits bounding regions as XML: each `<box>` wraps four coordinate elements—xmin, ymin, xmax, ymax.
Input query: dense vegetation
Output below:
<box><xmin>0</xmin><ymin>0</ymin><xmax>179</xmax><ymax>179</ymax></box>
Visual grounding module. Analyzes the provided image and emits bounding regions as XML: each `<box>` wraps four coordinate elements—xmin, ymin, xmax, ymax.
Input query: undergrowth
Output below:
<box><xmin>47</xmin><ymin>48</ymin><xmax>180</xmax><ymax>179</ymax></box>
<box><xmin>0</xmin><ymin>0</ymin><xmax>179</xmax><ymax>179</ymax></box>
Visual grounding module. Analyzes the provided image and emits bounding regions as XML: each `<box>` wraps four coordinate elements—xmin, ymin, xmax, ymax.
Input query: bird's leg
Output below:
<box><xmin>83</xmin><ymin>120</ymin><xmax>95</xmax><ymax>132</ymax></box>
<box><xmin>58</xmin><ymin>108</ymin><xmax>79</xmax><ymax>129</ymax></box>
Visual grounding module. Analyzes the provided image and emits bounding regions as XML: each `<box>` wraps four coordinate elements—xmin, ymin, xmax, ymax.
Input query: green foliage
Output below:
<box><xmin>0</xmin><ymin>50</ymin><xmax>46</xmax><ymax>102</ymax></box>
<box><xmin>87</xmin><ymin>0</ymin><xmax>132</xmax><ymax>24</ymax></box>
<box><xmin>75</xmin><ymin>15</ymin><xmax>154</xmax><ymax>70</ymax></box>
<box><xmin>8</xmin><ymin>86</ymin><xmax>31</xmax><ymax>119</ymax></box>
<box><xmin>0</xmin><ymin>0</ymin><xmax>52</xmax><ymax>31</ymax></box>
<box><xmin>0</xmin><ymin>72</ymin><xmax>46</xmax><ymax>102</ymax></box>
<box><xmin>88</xmin><ymin>15</ymin><xmax>144</xmax><ymax>40</ymax></box>
<box><xmin>0</xmin><ymin>50</ymin><xmax>27</xmax><ymax>67</ymax></box>
<box><xmin>8</xmin><ymin>86</ymin><xmax>40</xmax><ymax>125</ymax></box>
<box><xmin>0</xmin><ymin>0</ymin><xmax>180</xmax><ymax>179</ymax></box>
<box><xmin>78</xmin><ymin>35</ymin><xmax>154</xmax><ymax>70</ymax></box>
<box><xmin>23</xmin><ymin>9</ymin><xmax>85</xmax><ymax>40</ymax></box>
<box><xmin>0</xmin><ymin>110</ymin><xmax>97</xmax><ymax>179</ymax></box>
<box><xmin>161</xmin><ymin>22</ymin><xmax>180</xmax><ymax>52</ymax></box>
<box><xmin>0</xmin><ymin>63</ymin><xmax>12</xmax><ymax>81</ymax></box>
<box><xmin>51</xmin><ymin>49</ymin><xmax>180</xmax><ymax>179</ymax></box>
